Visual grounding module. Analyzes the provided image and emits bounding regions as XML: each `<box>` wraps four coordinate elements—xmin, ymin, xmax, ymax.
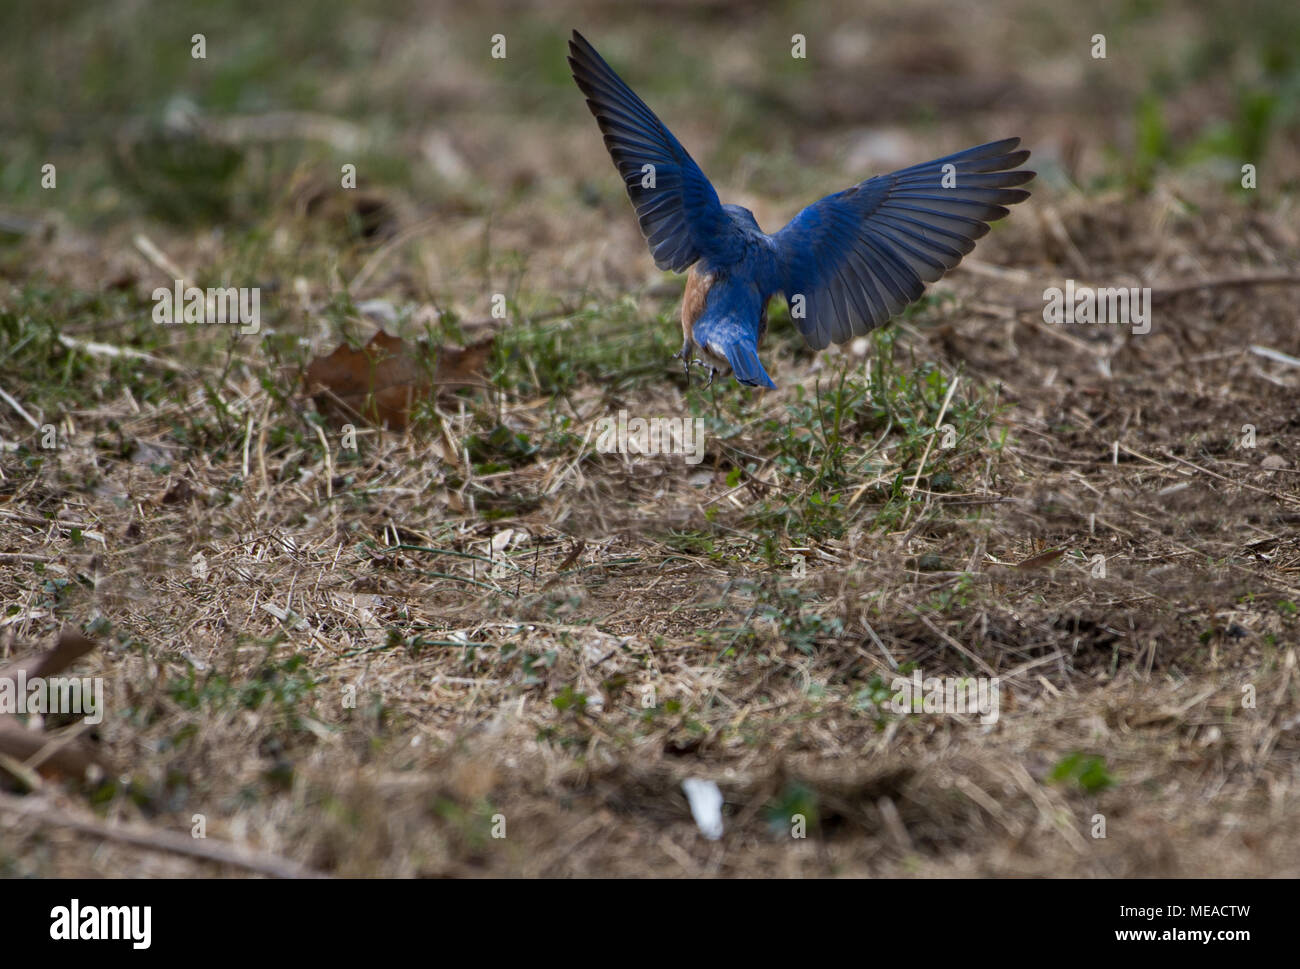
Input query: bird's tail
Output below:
<box><xmin>722</xmin><ymin>341</ymin><xmax>776</xmax><ymax>389</ymax></box>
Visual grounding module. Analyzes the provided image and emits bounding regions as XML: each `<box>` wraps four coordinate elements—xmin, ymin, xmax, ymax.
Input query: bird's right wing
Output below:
<box><xmin>770</xmin><ymin>138</ymin><xmax>1033</xmax><ymax>349</ymax></box>
<box><xmin>569</xmin><ymin>30</ymin><xmax>746</xmax><ymax>271</ymax></box>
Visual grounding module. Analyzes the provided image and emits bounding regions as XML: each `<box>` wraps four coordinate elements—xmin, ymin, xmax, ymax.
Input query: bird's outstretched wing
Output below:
<box><xmin>770</xmin><ymin>139</ymin><xmax>1033</xmax><ymax>349</ymax></box>
<box><xmin>568</xmin><ymin>30</ymin><xmax>746</xmax><ymax>271</ymax></box>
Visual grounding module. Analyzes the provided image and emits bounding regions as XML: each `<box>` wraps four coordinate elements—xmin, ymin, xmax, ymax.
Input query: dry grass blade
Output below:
<box><xmin>0</xmin><ymin>792</ymin><xmax>323</xmax><ymax>878</ymax></box>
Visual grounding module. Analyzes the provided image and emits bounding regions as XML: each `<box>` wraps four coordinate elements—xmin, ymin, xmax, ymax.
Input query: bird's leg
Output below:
<box><xmin>676</xmin><ymin>338</ymin><xmax>721</xmax><ymax>388</ymax></box>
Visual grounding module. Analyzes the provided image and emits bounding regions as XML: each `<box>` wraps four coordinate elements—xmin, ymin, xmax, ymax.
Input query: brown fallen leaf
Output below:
<box><xmin>0</xmin><ymin>721</ymin><xmax>107</xmax><ymax>784</ymax></box>
<box><xmin>0</xmin><ymin>629</ymin><xmax>99</xmax><ymax>683</ymax></box>
<box><xmin>0</xmin><ymin>629</ymin><xmax>117</xmax><ymax>785</ymax></box>
<box><xmin>1013</xmin><ymin>548</ymin><xmax>1065</xmax><ymax>570</ymax></box>
<box><xmin>305</xmin><ymin>330</ymin><xmax>493</xmax><ymax>429</ymax></box>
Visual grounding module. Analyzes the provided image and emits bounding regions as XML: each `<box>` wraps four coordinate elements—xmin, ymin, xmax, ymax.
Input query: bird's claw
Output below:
<box><xmin>674</xmin><ymin>347</ymin><xmax>692</xmax><ymax>384</ymax></box>
<box><xmin>675</xmin><ymin>351</ymin><xmax>717</xmax><ymax>388</ymax></box>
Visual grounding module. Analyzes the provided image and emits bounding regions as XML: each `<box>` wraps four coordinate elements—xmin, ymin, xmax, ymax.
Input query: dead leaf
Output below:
<box><xmin>0</xmin><ymin>629</ymin><xmax>118</xmax><ymax>784</ymax></box>
<box><xmin>305</xmin><ymin>330</ymin><xmax>493</xmax><ymax>429</ymax></box>
<box><xmin>0</xmin><ymin>628</ymin><xmax>99</xmax><ymax>682</ymax></box>
<box><xmin>1014</xmin><ymin>548</ymin><xmax>1065</xmax><ymax>570</ymax></box>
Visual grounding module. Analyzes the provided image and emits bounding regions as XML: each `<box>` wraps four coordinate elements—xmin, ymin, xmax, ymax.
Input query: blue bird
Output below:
<box><xmin>568</xmin><ymin>30</ymin><xmax>1034</xmax><ymax>389</ymax></box>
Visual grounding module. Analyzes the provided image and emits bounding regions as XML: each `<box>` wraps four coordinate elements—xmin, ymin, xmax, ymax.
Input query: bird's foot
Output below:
<box><xmin>673</xmin><ymin>347</ymin><xmax>692</xmax><ymax>384</ymax></box>
<box><xmin>674</xmin><ymin>351</ymin><xmax>717</xmax><ymax>387</ymax></box>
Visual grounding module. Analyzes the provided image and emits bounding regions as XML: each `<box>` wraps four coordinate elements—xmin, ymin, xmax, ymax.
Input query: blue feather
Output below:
<box><xmin>570</xmin><ymin>32</ymin><xmax>1034</xmax><ymax>387</ymax></box>
<box><xmin>568</xmin><ymin>31</ymin><xmax>746</xmax><ymax>270</ymax></box>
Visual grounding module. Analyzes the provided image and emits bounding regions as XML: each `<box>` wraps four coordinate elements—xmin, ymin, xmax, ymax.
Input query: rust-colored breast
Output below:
<box><xmin>681</xmin><ymin>267</ymin><xmax>714</xmax><ymax>344</ymax></box>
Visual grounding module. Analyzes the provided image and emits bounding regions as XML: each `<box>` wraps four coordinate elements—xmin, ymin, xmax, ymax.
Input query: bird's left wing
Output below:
<box><xmin>568</xmin><ymin>30</ymin><xmax>746</xmax><ymax>271</ymax></box>
<box><xmin>770</xmin><ymin>138</ymin><xmax>1033</xmax><ymax>349</ymax></box>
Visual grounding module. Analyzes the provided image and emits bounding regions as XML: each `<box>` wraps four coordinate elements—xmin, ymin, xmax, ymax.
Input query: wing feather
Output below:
<box><xmin>772</xmin><ymin>138</ymin><xmax>1034</xmax><ymax>349</ymax></box>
